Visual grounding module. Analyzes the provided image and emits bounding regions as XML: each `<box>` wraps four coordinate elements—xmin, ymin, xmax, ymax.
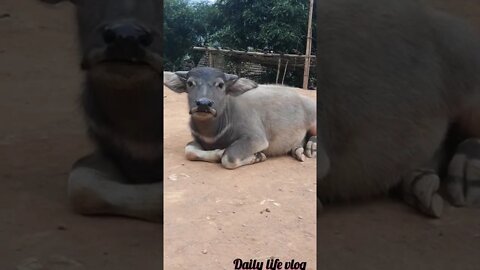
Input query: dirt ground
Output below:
<box><xmin>2</xmin><ymin>1</ymin><xmax>480</xmax><ymax>270</ymax></box>
<box><xmin>0</xmin><ymin>1</ymin><xmax>161</xmax><ymax>269</ymax></box>
<box><xmin>163</xmin><ymin>87</ymin><xmax>316</xmax><ymax>269</ymax></box>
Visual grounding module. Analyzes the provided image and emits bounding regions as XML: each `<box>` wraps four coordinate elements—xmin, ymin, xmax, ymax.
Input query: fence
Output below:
<box><xmin>192</xmin><ymin>47</ymin><xmax>317</xmax><ymax>90</ymax></box>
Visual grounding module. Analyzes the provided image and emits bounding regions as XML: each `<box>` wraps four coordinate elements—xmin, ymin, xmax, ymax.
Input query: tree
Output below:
<box><xmin>163</xmin><ymin>0</ymin><xmax>197</xmax><ymax>70</ymax></box>
<box><xmin>212</xmin><ymin>0</ymin><xmax>314</xmax><ymax>54</ymax></box>
<box><xmin>164</xmin><ymin>0</ymin><xmax>318</xmax><ymax>87</ymax></box>
<box><xmin>164</xmin><ymin>0</ymin><xmax>223</xmax><ymax>70</ymax></box>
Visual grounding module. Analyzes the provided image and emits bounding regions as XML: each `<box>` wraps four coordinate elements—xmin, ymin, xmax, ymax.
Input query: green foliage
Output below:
<box><xmin>164</xmin><ymin>0</ymin><xmax>223</xmax><ymax>70</ymax></box>
<box><xmin>164</xmin><ymin>0</ymin><xmax>317</xmax><ymax>86</ymax></box>
<box><xmin>163</xmin><ymin>0</ymin><xmax>196</xmax><ymax>70</ymax></box>
<box><xmin>213</xmin><ymin>0</ymin><xmax>311</xmax><ymax>53</ymax></box>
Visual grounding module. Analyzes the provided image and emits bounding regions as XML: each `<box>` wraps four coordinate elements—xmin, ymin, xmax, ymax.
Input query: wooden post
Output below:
<box><xmin>208</xmin><ymin>48</ymin><xmax>213</xmax><ymax>67</ymax></box>
<box><xmin>235</xmin><ymin>60</ymin><xmax>241</xmax><ymax>75</ymax></box>
<box><xmin>282</xmin><ymin>60</ymin><xmax>289</xmax><ymax>85</ymax></box>
<box><xmin>276</xmin><ymin>58</ymin><xmax>281</xmax><ymax>84</ymax></box>
<box><xmin>303</xmin><ymin>0</ymin><xmax>314</xmax><ymax>89</ymax></box>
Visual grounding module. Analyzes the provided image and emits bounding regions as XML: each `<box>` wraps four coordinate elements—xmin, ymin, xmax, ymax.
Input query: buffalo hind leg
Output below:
<box><xmin>305</xmin><ymin>122</ymin><xmax>317</xmax><ymax>158</ymax></box>
<box><xmin>305</xmin><ymin>136</ymin><xmax>317</xmax><ymax>158</ymax></box>
<box><xmin>291</xmin><ymin>136</ymin><xmax>317</xmax><ymax>162</ymax></box>
<box><xmin>445</xmin><ymin>138</ymin><xmax>480</xmax><ymax>207</ymax></box>
<box><xmin>401</xmin><ymin>169</ymin><xmax>444</xmax><ymax>218</ymax></box>
<box><xmin>291</xmin><ymin>146</ymin><xmax>306</xmax><ymax>162</ymax></box>
<box><xmin>185</xmin><ymin>141</ymin><xmax>225</xmax><ymax>163</ymax></box>
<box><xmin>68</xmin><ymin>153</ymin><xmax>162</xmax><ymax>222</ymax></box>
<box><xmin>221</xmin><ymin>135</ymin><xmax>268</xmax><ymax>169</ymax></box>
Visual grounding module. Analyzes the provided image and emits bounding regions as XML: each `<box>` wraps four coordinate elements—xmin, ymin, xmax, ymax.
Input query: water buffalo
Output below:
<box><xmin>42</xmin><ymin>0</ymin><xmax>163</xmax><ymax>222</ymax></box>
<box><xmin>165</xmin><ymin>67</ymin><xmax>317</xmax><ymax>169</ymax></box>
<box><xmin>317</xmin><ymin>0</ymin><xmax>480</xmax><ymax>217</ymax></box>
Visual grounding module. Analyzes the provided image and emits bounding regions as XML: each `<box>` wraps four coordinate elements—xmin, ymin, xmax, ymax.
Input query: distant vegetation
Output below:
<box><xmin>163</xmin><ymin>0</ymin><xmax>317</xmax><ymax>73</ymax></box>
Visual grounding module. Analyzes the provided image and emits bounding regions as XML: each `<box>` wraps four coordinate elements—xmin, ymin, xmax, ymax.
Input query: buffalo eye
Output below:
<box><xmin>217</xmin><ymin>82</ymin><xmax>224</xmax><ymax>89</ymax></box>
<box><xmin>187</xmin><ymin>81</ymin><xmax>194</xmax><ymax>87</ymax></box>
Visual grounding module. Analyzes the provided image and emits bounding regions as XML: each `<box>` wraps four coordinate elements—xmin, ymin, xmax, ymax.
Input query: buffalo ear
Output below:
<box><xmin>175</xmin><ymin>71</ymin><xmax>188</xmax><ymax>81</ymax></box>
<box><xmin>225</xmin><ymin>74</ymin><xmax>258</xmax><ymax>96</ymax></box>
<box><xmin>164</xmin><ymin>71</ymin><xmax>188</xmax><ymax>93</ymax></box>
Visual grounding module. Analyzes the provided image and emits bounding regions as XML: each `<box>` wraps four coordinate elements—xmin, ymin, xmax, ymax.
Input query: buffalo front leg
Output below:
<box><xmin>68</xmin><ymin>153</ymin><xmax>162</xmax><ymax>222</ymax></box>
<box><xmin>445</xmin><ymin>138</ymin><xmax>480</xmax><ymax>207</ymax></box>
<box><xmin>185</xmin><ymin>141</ymin><xmax>225</xmax><ymax>163</ymax></box>
<box><xmin>221</xmin><ymin>135</ymin><xmax>269</xmax><ymax>169</ymax></box>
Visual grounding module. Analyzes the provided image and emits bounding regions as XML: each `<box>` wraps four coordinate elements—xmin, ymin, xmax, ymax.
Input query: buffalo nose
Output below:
<box><xmin>103</xmin><ymin>23</ymin><xmax>153</xmax><ymax>47</ymax></box>
<box><xmin>196</xmin><ymin>98</ymin><xmax>214</xmax><ymax>107</ymax></box>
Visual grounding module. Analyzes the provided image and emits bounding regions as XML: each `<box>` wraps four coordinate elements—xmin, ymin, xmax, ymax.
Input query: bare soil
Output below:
<box><xmin>0</xmin><ymin>1</ymin><xmax>161</xmax><ymax>269</ymax></box>
<box><xmin>163</xmin><ymin>87</ymin><xmax>316</xmax><ymax>269</ymax></box>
